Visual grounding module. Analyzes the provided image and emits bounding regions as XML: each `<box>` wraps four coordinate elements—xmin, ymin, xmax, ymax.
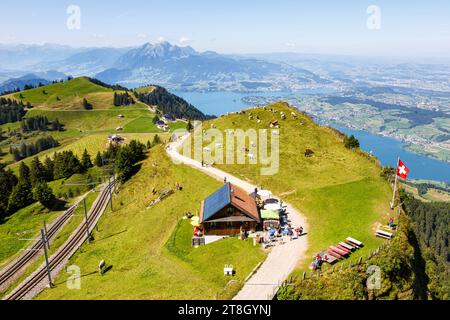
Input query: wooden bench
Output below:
<box><xmin>376</xmin><ymin>229</ymin><xmax>393</xmax><ymax>240</ymax></box>
<box><xmin>327</xmin><ymin>249</ymin><xmax>343</xmax><ymax>260</ymax></box>
<box><xmin>339</xmin><ymin>242</ymin><xmax>355</xmax><ymax>251</ymax></box>
<box><xmin>336</xmin><ymin>244</ymin><xmax>351</xmax><ymax>254</ymax></box>
<box><xmin>346</xmin><ymin>237</ymin><xmax>363</xmax><ymax>247</ymax></box>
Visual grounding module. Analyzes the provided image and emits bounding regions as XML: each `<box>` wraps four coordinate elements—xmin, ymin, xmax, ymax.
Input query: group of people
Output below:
<box><xmin>289</xmin><ymin>225</ymin><xmax>304</xmax><ymax>241</ymax></box>
<box><xmin>266</xmin><ymin>224</ymin><xmax>304</xmax><ymax>242</ymax></box>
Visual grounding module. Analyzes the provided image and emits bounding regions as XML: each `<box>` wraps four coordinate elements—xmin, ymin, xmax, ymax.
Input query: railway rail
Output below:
<box><xmin>0</xmin><ymin>195</ymin><xmax>87</xmax><ymax>292</ymax></box>
<box><xmin>3</xmin><ymin>181</ymin><xmax>115</xmax><ymax>300</ymax></box>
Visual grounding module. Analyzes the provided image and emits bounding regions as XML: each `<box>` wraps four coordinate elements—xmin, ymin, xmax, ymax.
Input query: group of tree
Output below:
<box><xmin>95</xmin><ymin>137</ymin><xmax>159</xmax><ymax>182</ymax></box>
<box><xmin>134</xmin><ymin>86</ymin><xmax>213</xmax><ymax>120</ymax></box>
<box><xmin>20</xmin><ymin>116</ymin><xmax>64</xmax><ymax>132</ymax></box>
<box><xmin>87</xmin><ymin>77</ymin><xmax>128</xmax><ymax>91</ymax></box>
<box><xmin>400</xmin><ymin>189</ymin><xmax>450</xmax><ymax>299</ymax></box>
<box><xmin>10</xmin><ymin>136</ymin><xmax>59</xmax><ymax>161</ymax></box>
<box><xmin>0</xmin><ymin>161</ymin><xmax>53</xmax><ymax>219</ymax></box>
<box><xmin>113</xmin><ymin>92</ymin><xmax>135</xmax><ymax>106</ymax></box>
<box><xmin>53</xmin><ymin>149</ymin><xmax>92</xmax><ymax>179</ymax></box>
<box><xmin>0</xmin><ymin>99</ymin><xmax>27</xmax><ymax>125</ymax></box>
<box><xmin>115</xmin><ymin>140</ymin><xmax>146</xmax><ymax>182</ymax></box>
<box><xmin>344</xmin><ymin>134</ymin><xmax>360</xmax><ymax>149</ymax></box>
<box><xmin>401</xmin><ymin>190</ymin><xmax>449</xmax><ymax>263</ymax></box>
<box><xmin>0</xmin><ymin>147</ymin><xmax>97</xmax><ymax>220</ymax></box>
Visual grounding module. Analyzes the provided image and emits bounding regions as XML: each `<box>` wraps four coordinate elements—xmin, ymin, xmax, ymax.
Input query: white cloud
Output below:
<box><xmin>157</xmin><ymin>36</ymin><xmax>166</xmax><ymax>43</ymax></box>
<box><xmin>179</xmin><ymin>36</ymin><xmax>192</xmax><ymax>45</ymax></box>
<box><xmin>285</xmin><ymin>42</ymin><xmax>296</xmax><ymax>47</ymax></box>
<box><xmin>137</xmin><ymin>33</ymin><xmax>148</xmax><ymax>39</ymax></box>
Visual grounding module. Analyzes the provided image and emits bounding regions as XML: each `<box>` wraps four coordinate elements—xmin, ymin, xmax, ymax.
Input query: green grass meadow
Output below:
<box><xmin>37</xmin><ymin>146</ymin><xmax>266</xmax><ymax>300</ymax></box>
<box><xmin>184</xmin><ymin>102</ymin><xmax>393</xmax><ymax>272</ymax></box>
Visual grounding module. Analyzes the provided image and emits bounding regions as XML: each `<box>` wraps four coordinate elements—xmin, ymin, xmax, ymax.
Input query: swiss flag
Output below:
<box><xmin>396</xmin><ymin>159</ymin><xmax>409</xmax><ymax>179</ymax></box>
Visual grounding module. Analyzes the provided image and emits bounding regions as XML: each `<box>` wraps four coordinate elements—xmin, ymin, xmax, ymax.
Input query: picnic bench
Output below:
<box><xmin>375</xmin><ymin>229</ymin><xmax>393</xmax><ymax>240</ymax></box>
<box><xmin>346</xmin><ymin>237</ymin><xmax>363</xmax><ymax>247</ymax></box>
<box><xmin>339</xmin><ymin>242</ymin><xmax>355</xmax><ymax>251</ymax></box>
<box><xmin>317</xmin><ymin>250</ymin><xmax>338</xmax><ymax>264</ymax></box>
<box><xmin>329</xmin><ymin>245</ymin><xmax>349</xmax><ymax>257</ymax></box>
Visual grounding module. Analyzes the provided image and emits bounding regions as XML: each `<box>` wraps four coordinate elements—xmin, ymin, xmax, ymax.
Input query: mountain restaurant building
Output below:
<box><xmin>199</xmin><ymin>183</ymin><xmax>261</xmax><ymax>236</ymax></box>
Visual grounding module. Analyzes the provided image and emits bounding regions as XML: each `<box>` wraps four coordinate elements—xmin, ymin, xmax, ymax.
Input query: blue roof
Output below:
<box><xmin>202</xmin><ymin>183</ymin><xmax>231</xmax><ymax>221</ymax></box>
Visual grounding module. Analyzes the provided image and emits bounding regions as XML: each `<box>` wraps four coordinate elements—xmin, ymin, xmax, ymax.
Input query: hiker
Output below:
<box><xmin>224</xmin><ymin>177</ymin><xmax>227</xmax><ymax>183</ymax></box>
<box><xmin>388</xmin><ymin>217</ymin><xmax>394</xmax><ymax>227</ymax></box>
<box><xmin>297</xmin><ymin>226</ymin><xmax>303</xmax><ymax>237</ymax></box>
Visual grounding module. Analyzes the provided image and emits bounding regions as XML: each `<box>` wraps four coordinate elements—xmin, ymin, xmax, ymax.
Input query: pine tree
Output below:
<box><xmin>43</xmin><ymin>156</ymin><xmax>54</xmax><ymax>181</ymax></box>
<box><xmin>30</xmin><ymin>157</ymin><xmax>46</xmax><ymax>186</ymax></box>
<box><xmin>344</xmin><ymin>135</ymin><xmax>360</xmax><ymax>149</ymax></box>
<box><xmin>33</xmin><ymin>181</ymin><xmax>55</xmax><ymax>209</ymax></box>
<box><xmin>0</xmin><ymin>168</ymin><xmax>18</xmax><ymax>217</ymax></box>
<box><xmin>152</xmin><ymin>134</ymin><xmax>161</xmax><ymax>145</ymax></box>
<box><xmin>81</xmin><ymin>149</ymin><xmax>93</xmax><ymax>171</ymax></box>
<box><xmin>95</xmin><ymin>151</ymin><xmax>103</xmax><ymax>167</ymax></box>
<box><xmin>186</xmin><ymin>120</ymin><xmax>193</xmax><ymax>132</ymax></box>
<box><xmin>7</xmin><ymin>180</ymin><xmax>33</xmax><ymax>213</ymax></box>
<box><xmin>19</xmin><ymin>162</ymin><xmax>31</xmax><ymax>185</ymax></box>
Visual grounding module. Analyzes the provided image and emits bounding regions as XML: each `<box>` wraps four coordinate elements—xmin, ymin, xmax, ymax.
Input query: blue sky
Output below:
<box><xmin>1</xmin><ymin>0</ymin><xmax>449</xmax><ymax>57</ymax></box>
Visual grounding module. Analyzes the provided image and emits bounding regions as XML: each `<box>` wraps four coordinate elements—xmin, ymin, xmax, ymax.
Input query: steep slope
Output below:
<box><xmin>6</xmin><ymin>77</ymin><xmax>114</xmax><ymax>110</ymax></box>
<box><xmin>184</xmin><ymin>102</ymin><xmax>392</xmax><ymax>270</ymax></box>
<box><xmin>36</xmin><ymin>145</ymin><xmax>266</xmax><ymax>299</ymax></box>
<box><xmin>135</xmin><ymin>85</ymin><xmax>214</xmax><ymax>120</ymax></box>
<box><xmin>2</xmin><ymin>77</ymin><xmax>211</xmax><ymax>121</ymax></box>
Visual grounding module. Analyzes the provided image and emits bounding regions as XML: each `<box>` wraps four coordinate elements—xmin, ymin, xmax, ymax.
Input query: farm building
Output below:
<box><xmin>199</xmin><ymin>183</ymin><xmax>261</xmax><ymax>236</ymax></box>
<box><xmin>156</xmin><ymin>120</ymin><xmax>169</xmax><ymax>131</ymax></box>
<box><xmin>108</xmin><ymin>134</ymin><xmax>125</xmax><ymax>145</ymax></box>
<box><xmin>163</xmin><ymin>114</ymin><xmax>176</xmax><ymax>122</ymax></box>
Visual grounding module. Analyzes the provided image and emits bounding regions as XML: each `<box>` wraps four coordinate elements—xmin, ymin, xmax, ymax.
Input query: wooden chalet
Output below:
<box><xmin>199</xmin><ymin>183</ymin><xmax>261</xmax><ymax>236</ymax></box>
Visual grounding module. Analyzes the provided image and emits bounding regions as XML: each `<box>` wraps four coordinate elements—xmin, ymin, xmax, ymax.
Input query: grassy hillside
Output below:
<box><xmin>7</xmin><ymin>77</ymin><xmax>113</xmax><ymax>110</ymax></box>
<box><xmin>184</xmin><ymin>102</ymin><xmax>392</xmax><ymax>271</ymax></box>
<box><xmin>7</xmin><ymin>77</ymin><xmax>120</xmax><ymax>110</ymax></box>
<box><xmin>7</xmin><ymin>133</ymin><xmax>168</xmax><ymax>175</ymax></box>
<box><xmin>37</xmin><ymin>145</ymin><xmax>266</xmax><ymax>300</ymax></box>
<box><xmin>277</xmin><ymin>211</ymin><xmax>430</xmax><ymax>300</ymax></box>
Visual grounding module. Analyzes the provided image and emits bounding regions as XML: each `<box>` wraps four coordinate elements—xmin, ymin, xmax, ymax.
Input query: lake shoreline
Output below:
<box><xmin>174</xmin><ymin>91</ymin><xmax>450</xmax><ymax>183</ymax></box>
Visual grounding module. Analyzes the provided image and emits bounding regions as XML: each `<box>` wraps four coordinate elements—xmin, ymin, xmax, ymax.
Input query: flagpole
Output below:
<box><xmin>390</xmin><ymin>157</ymin><xmax>399</xmax><ymax>209</ymax></box>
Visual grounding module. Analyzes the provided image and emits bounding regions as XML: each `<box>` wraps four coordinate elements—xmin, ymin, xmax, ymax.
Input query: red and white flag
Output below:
<box><xmin>396</xmin><ymin>159</ymin><xmax>409</xmax><ymax>179</ymax></box>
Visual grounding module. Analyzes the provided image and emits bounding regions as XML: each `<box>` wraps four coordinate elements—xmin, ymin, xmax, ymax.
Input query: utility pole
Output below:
<box><xmin>41</xmin><ymin>229</ymin><xmax>53</xmax><ymax>287</ymax></box>
<box><xmin>112</xmin><ymin>162</ymin><xmax>116</xmax><ymax>192</ymax></box>
<box><xmin>83</xmin><ymin>198</ymin><xmax>90</xmax><ymax>244</ymax></box>
<box><xmin>390</xmin><ymin>157</ymin><xmax>400</xmax><ymax>209</ymax></box>
<box><xmin>43</xmin><ymin>221</ymin><xmax>50</xmax><ymax>250</ymax></box>
<box><xmin>108</xmin><ymin>176</ymin><xmax>113</xmax><ymax>211</ymax></box>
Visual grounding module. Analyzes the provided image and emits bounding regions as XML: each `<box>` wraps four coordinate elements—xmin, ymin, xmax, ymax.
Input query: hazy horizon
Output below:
<box><xmin>1</xmin><ymin>0</ymin><xmax>449</xmax><ymax>59</ymax></box>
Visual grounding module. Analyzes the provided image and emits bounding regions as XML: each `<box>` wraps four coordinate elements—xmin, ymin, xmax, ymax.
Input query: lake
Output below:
<box><xmin>175</xmin><ymin>91</ymin><xmax>450</xmax><ymax>182</ymax></box>
<box><xmin>174</xmin><ymin>89</ymin><xmax>332</xmax><ymax>116</ymax></box>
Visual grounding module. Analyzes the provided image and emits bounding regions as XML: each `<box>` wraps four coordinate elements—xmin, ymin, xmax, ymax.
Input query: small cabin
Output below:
<box><xmin>108</xmin><ymin>134</ymin><xmax>125</xmax><ymax>145</ymax></box>
<box><xmin>156</xmin><ymin>120</ymin><xmax>169</xmax><ymax>131</ymax></box>
<box><xmin>163</xmin><ymin>114</ymin><xmax>176</xmax><ymax>122</ymax></box>
<box><xmin>199</xmin><ymin>183</ymin><xmax>260</xmax><ymax>236</ymax></box>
